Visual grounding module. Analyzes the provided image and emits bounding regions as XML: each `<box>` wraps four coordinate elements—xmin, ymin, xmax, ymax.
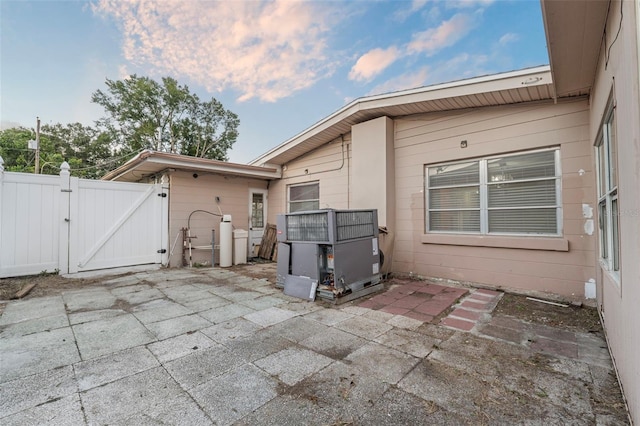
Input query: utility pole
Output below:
<box><xmin>35</xmin><ymin>116</ymin><xmax>41</xmax><ymax>174</ymax></box>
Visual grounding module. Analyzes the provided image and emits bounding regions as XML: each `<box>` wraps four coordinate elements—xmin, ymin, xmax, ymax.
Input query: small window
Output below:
<box><xmin>288</xmin><ymin>182</ymin><xmax>319</xmax><ymax>213</ymax></box>
<box><xmin>251</xmin><ymin>193</ymin><xmax>264</xmax><ymax>228</ymax></box>
<box><xmin>425</xmin><ymin>148</ymin><xmax>561</xmax><ymax>235</ymax></box>
<box><xmin>596</xmin><ymin>96</ymin><xmax>620</xmax><ymax>275</ymax></box>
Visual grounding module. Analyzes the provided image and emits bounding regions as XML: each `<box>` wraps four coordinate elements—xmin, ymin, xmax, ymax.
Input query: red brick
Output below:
<box><xmin>442</xmin><ymin>288</ymin><xmax>468</xmax><ymax>298</ymax></box>
<box><xmin>380</xmin><ymin>306</ymin><xmax>410</xmax><ymax>315</ymax></box>
<box><xmin>358</xmin><ymin>300</ymin><xmax>382</xmax><ymax>310</ymax></box>
<box><xmin>449</xmin><ymin>308</ymin><xmax>482</xmax><ymax>321</ymax></box>
<box><xmin>441</xmin><ymin>317</ymin><xmax>475</xmax><ymax>331</ymax></box>
<box><xmin>414</xmin><ymin>301</ymin><xmax>450</xmax><ymax>316</ymax></box>
<box><xmin>370</xmin><ymin>295</ymin><xmax>397</xmax><ymax>304</ymax></box>
<box><xmin>403</xmin><ymin>311</ymin><xmax>434</xmax><ymax>323</ymax></box>
<box><xmin>390</xmin><ymin>297</ymin><xmax>422</xmax><ymax>309</ymax></box>
<box><xmin>414</xmin><ymin>284</ymin><xmax>448</xmax><ymax>295</ymax></box>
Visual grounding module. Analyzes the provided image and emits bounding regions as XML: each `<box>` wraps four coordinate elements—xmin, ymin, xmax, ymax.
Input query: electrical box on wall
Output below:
<box><xmin>276</xmin><ymin>209</ymin><xmax>383</xmax><ymax>303</ymax></box>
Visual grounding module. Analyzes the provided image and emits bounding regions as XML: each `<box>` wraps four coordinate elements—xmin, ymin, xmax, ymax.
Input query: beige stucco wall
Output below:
<box><xmin>266</xmin><ymin>134</ymin><xmax>351</xmax><ymax>223</ymax></box>
<box><xmin>352</xmin><ymin>116</ymin><xmax>395</xmax><ymax>228</ymax></box>
<box><xmin>394</xmin><ymin>99</ymin><xmax>594</xmax><ymax>299</ymax></box>
<box><xmin>589</xmin><ymin>0</ymin><xmax>640</xmax><ymax>421</ymax></box>
<box><xmin>168</xmin><ymin>171</ymin><xmax>268</xmax><ymax>267</ymax></box>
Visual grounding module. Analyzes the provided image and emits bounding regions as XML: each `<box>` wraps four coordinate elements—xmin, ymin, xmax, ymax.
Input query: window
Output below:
<box><xmin>251</xmin><ymin>193</ymin><xmax>264</xmax><ymax>228</ymax></box>
<box><xmin>425</xmin><ymin>148</ymin><xmax>561</xmax><ymax>235</ymax></box>
<box><xmin>288</xmin><ymin>182</ymin><xmax>319</xmax><ymax>213</ymax></box>
<box><xmin>596</xmin><ymin>98</ymin><xmax>619</xmax><ymax>274</ymax></box>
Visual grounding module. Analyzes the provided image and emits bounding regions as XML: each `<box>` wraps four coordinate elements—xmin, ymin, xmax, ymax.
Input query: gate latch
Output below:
<box><xmin>157</xmin><ymin>249</ymin><xmax>167</xmax><ymax>254</ymax></box>
<box><xmin>158</xmin><ymin>193</ymin><xmax>167</xmax><ymax>198</ymax></box>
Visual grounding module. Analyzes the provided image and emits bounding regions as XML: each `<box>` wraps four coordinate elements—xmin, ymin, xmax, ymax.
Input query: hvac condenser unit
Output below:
<box><xmin>276</xmin><ymin>209</ymin><xmax>382</xmax><ymax>303</ymax></box>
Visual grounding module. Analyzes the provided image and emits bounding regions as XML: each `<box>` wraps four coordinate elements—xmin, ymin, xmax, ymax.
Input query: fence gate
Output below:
<box><xmin>0</xmin><ymin>160</ymin><xmax>168</xmax><ymax>278</ymax></box>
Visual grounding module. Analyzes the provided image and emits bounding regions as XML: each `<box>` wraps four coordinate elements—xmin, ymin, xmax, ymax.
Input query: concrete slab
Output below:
<box><xmin>239</xmin><ymin>295</ymin><xmax>285</xmax><ymax>310</ymax></box>
<box><xmin>164</xmin><ymin>345</ymin><xmax>247</xmax><ymax>389</ymax></box>
<box><xmin>223</xmin><ymin>328</ymin><xmax>294</xmax><ymax>363</ymax></box>
<box><xmin>145</xmin><ymin>313</ymin><xmax>212</xmax><ymax>340</ymax></box>
<box><xmin>147</xmin><ymin>331</ymin><xmax>220</xmax><ymax>364</ymax></box>
<box><xmin>221</xmin><ymin>289</ymin><xmax>264</xmax><ymax>303</ymax></box>
<box><xmin>80</xmin><ymin>367</ymin><xmax>201</xmax><ymax>425</ymax></box>
<box><xmin>72</xmin><ymin>314</ymin><xmax>156</xmax><ymax>360</ymax></box>
<box><xmin>74</xmin><ymin>346</ymin><xmax>159</xmax><ymax>391</ymax></box>
<box><xmin>299</xmin><ymin>327</ymin><xmax>368</xmax><ymax>360</ymax></box>
<box><xmin>254</xmin><ymin>347</ymin><xmax>334</xmax><ymax>386</ymax></box>
<box><xmin>0</xmin><ymin>327</ymin><xmax>80</xmax><ymax>383</ymax></box>
<box><xmin>345</xmin><ymin>342</ymin><xmax>420</xmax><ymax>385</ymax></box>
<box><xmin>356</xmin><ymin>387</ymin><xmax>469</xmax><ymax>425</ymax></box>
<box><xmin>201</xmin><ymin>317</ymin><xmax>262</xmax><ymax>343</ymax></box>
<box><xmin>375</xmin><ymin>328</ymin><xmax>439</xmax><ymax>358</ymax></box>
<box><xmin>0</xmin><ymin>394</ymin><xmax>85</xmax><ymax>426</ymax></box>
<box><xmin>0</xmin><ymin>296</ymin><xmax>66</xmax><ymax>325</ymax></box>
<box><xmin>0</xmin><ymin>366</ymin><xmax>77</xmax><ymax>418</ymax></box>
<box><xmin>304</xmin><ymin>308</ymin><xmax>354</xmax><ymax>326</ymax></box>
<box><xmin>243</xmin><ymin>307</ymin><xmax>298</xmax><ymax>327</ymax></box>
<box><xmin>386</xmin><ymin>314</ymin><xmax>424</xmax><ymax>330</ymax></box>
<box><xmin>189</xmin><ymin>363</ymin><xmax>278</xmax><ymax>426</ymax></box>
<box><xmin>268</xmin><ymin>317</ymin><xmax>329</xmax><ymax>343</ymax></box>
<box><xmin>179</xmin><ymin>294</ymin><xmax>230</xmax><ymax>312</ymax></box>
<box><xmin>0</xmin><ymin>313</ymin><xmax>68</xmax><ymax>338</ymax></box>
<box><xmin>62</xmin><ymin>288</ymin><xmax>116</xmax><ymax>312</ymax></box>
<box><xmin>398</xmin><ymin>358</ymin><xmax>486</xmax><ymax>416</ymax></box>
<box><xmin>335</xmin><ymin>315</ymin><xmax>394</xmax><ymax>340</ymax></box>
<box><xmin>132</xmin><ymin>299</ymin><xmax>194</xmax><ymax>324</ymax></box>
<box><xmin>198</xmin><ymin>303</ymin><xmax>255</xmax><ymax>324</ymax></box>
<box><xmin>111</xmin><ymin>287</ymin><xmax>164</xmax><ymax>305</ymax></box>
<box><xmin>68</xmin><ymin>308</ymin><xmax>127</xmax><ymax>325</ymax></box>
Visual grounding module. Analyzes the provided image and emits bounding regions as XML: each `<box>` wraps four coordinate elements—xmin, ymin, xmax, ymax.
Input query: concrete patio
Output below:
<box><xmin>0</xmin><ymin>266</ymin><xmax>629</xmax><ymax>425</ymax></box>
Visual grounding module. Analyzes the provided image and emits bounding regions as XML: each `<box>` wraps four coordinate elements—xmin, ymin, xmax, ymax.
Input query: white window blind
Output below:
<box><xmin>426</xmin><ymin>149</ymin><xmax>561</xmax><ymax>235</ymax></box>
<box><xmin>288</xmin><ymin>182</ymin><xmax>319</xmax><ymax>213</ymax></box>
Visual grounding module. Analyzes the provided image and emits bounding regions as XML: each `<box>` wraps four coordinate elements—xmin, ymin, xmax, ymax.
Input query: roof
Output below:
<box><xmin>541</xmin><ymin>0</ymin><xmax>609</xmax><ymax>98</ymax></box>
<box><xmin>249</xmin><ymin>66</ymin><xmax>554</xmax><ymax>166</ymax></box>
<box><xmin>102</xmin><ymin>150</ymin><xmax>281</xmax><ymax>182</ymax></box>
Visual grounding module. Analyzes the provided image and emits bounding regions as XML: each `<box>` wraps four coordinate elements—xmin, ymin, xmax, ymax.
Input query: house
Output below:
<box><xmin>247</xmin><ymin>0</ymin><xmax>639</xmax><ymax>420</ymax></box>
<box><xmin>105</xmin><ymin>0</ymin><xmax>638</xmax><ymax>420</ymax></box>
<box><xmin>103</xmin><ymin>150</ymin><xmax>279</xmax><ymax>267</ymax></box>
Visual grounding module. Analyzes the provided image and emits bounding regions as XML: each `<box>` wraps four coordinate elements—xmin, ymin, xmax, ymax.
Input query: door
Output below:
<box><xmin>248</xmin><ymin>189</ymin><xmax>268</xmax><ymax>258</ymax></box>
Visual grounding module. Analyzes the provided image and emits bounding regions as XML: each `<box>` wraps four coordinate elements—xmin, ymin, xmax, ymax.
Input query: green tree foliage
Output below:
<box><xmin>0</xmin><ymin>124</ymin><xmax>117</xmax><ymax>178</ymax></box>
<box><xmin>92</xmin><ymin>75</ymin><xmax>239</xmax><ymax>160</ymax></box>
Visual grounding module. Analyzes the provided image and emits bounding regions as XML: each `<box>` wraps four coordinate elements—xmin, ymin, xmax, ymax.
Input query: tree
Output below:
<box><xmin>0</xmin><ymin>124</ymin><xmax>117</xmax><ymax>178</ymax></box>
<box><xmin>92</xmin><ymin>75</ymin><xmax>239</xmax><ymax>160</ymax></box>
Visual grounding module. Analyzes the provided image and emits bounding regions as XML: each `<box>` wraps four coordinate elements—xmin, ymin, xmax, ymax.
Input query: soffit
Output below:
<box><xmin>541</xmin><ymin>0</ymin><xmax>609</xmax><ymax>98</ymax></box>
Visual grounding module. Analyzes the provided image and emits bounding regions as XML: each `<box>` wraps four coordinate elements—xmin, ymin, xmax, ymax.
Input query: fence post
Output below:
<box><xmin>58</xmin><ymin>162</ymin><xmax>71</xmax><ymax>274</ymax></box>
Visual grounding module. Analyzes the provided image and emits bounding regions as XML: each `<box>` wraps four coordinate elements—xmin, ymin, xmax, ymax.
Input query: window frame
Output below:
<box><xmin>595</xmin><ymin>97</ymin><xmax>620</xmax><ymax>279</ymax></box>
<box><xmin>424</xmin><ymin>147</ymin><xmax>562</xmax><ymax>237</ymax></box>
<box><xmin>287</xmin><ymin>181</ymin><xmax>320</xmax><ymax>213</ymax></box>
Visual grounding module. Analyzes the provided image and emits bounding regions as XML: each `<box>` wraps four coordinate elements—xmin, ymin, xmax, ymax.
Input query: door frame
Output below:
<box><xmin>248</xmin><ymin>188</ymin><xmax>268</xmax><ymax>258</ymax></box>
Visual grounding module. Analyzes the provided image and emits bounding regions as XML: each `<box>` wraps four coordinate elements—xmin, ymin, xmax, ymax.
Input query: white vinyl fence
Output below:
<box><xmin>0</xmin><ymin>157</ymin><xmax>168</xmax><ymax>278</ymax></box>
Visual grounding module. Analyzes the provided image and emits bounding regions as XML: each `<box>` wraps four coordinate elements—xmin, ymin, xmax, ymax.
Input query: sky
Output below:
<box><xmin>1</xmin><ymin>0</ymin><xmax>549</xmax><ymax>164</ymax></box>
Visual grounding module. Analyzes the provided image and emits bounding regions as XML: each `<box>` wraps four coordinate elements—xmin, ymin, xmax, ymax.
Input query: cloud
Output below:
<box><xmin>407</xmin><ymin>13</ymin><xmax>476</xmax><ymax>56</ymax></box>
<box><xmin>499</xmin><ymin>33</ymin><xmax>519</xmax><ymax>46</ymax></box>
<box><xmin>445</xmin><ymin>0</ymin><xmax>495</xmax><ymax>9</ymax></box>
<box><xmin>368</xmin><ymin>51</ymin><xmax>492</xmax><ymax>96</ymax></box>
<box><xmin>349</xmin><ymin>47</ymin><xmax>401</xmax><ymax>82</ymax></box>
<box><xmin>393</xmin><ymin>0</ymin><xmax>431</xmax><ymax>21</ymax></box>
<box><xmin>367</xmin><ymin>67</ymin><xmax>430</xmax><ymax>95</ymax></box>
<box><xmin>93</xmin><ymin>0</ymin><xmax>339</xmax><ymax>103</ymax></box>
